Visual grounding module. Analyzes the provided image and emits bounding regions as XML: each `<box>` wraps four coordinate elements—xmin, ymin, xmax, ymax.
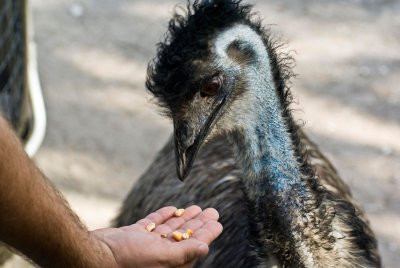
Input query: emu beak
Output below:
<box><xmin>174</xmin><ymin>94</ymin><xmax>229</xmax><ymax>181</ymax></box>
<box><xmin>174</xmin><ymin>121</ymin><xmax>202</xmax><ymax>181</ymax></box>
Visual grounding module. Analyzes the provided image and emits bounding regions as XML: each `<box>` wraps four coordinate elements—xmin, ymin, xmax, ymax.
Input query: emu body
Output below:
<box><xmin>115</xmin><ymin>1</ymin><xmax>380</xmax><ymax>267</ymax></box>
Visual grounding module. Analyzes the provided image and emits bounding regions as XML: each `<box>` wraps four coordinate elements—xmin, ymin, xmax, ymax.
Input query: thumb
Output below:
<box><xmin>165</xmin><ymin>240</ymin><xmax>209</xmax><ymax>266</ymax></box>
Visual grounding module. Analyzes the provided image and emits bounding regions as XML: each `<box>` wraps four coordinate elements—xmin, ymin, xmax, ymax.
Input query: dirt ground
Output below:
<box><xmin>4</xmin><ymin>0</ymin><xmax>400</xmax><ymax>267</ymax></box>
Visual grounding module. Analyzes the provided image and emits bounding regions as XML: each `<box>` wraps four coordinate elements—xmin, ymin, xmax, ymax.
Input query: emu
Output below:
<box><xmin>115</xmin><ymin>0</ymin><xmax>381</xmax><ymax>267</ymax></box>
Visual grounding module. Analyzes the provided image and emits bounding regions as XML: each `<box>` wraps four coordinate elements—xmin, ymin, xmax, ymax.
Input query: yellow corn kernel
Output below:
<box><xmin>172</xmin><ymin>231</ymin><xmax>183</xmax><ymax>241</ymax></box>
<box><xmin>182</xmin><ymin>232</ymin><xmax>190</xmax><ymax>240</ymax></box>
<box><xmin>186</xmin><ymin>229</ymin><xmax>193</xmax><ymax>236</ymax></box>
<box><xmin>145</xmin><ymin>222</ymin><xmax>156</xmax><ymax>232</ymax></box>
<box><xmin>174</xmin><ymin>208</ymin><xmax>185</xmax><ymax>217</ymax></box>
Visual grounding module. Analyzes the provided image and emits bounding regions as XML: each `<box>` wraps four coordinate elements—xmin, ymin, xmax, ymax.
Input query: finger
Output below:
<box><xmin>154</xmin><ymin>206</ymin><xmax>203</xmax><ymax>239</ymax></box>
<box><xmin>162</xmin><ymin>205</ymin><xmax>202</xmax><ymax>230</ymax></box>
<box><xmin>135</xmin><ymin>206</ymin><xmax>177</xmax><ymax>227</ymax></box>
<box><xmin>172</xmin><ymin>208</ymin><xmax>220</xmax><ymax>234</ymax></box>
<box><xmin>153</xmin><ymin>223</ymin><xmax>173</xmax><ymax>237</ymax></box>
<box><xmin>155</xmin><ymin>208</ymin><xmax>219</xmax><ymax>239</ymax></box>
<box><xmin>159</xmin><ymin>239</ymin><xmax>209</xmax><ymax>267</ymax></box>
<box><xmin>177</xmin><ymin>260</ymin><xmax>197</xmax><ymax>268</ymax></box>
<box><xmin>191</xmin><ymin>221</ymin><xmax>223</xmax><ymax>245</ymax></box>
<box><xmin>194</xmin><ymin>208</ymin><xmax>219</xmax><ymax>222</ymax></box>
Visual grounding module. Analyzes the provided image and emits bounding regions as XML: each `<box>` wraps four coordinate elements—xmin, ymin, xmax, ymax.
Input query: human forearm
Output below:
<box><xmin>0</xmin><ymin>116</ymin><xmax>112</xmax><ymax>267</ymax></box>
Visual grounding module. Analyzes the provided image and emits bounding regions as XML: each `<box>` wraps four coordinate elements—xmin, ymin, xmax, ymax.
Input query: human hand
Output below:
<box><xmin>91</xmin><ymin>206</ymin><xmax>223</xmax><ymax>268</ymax></box>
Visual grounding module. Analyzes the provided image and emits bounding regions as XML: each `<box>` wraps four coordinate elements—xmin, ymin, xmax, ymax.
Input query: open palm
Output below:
<box><xmin>92</xmin><ymin>206</ymin><xmax>223</xmax><ymax>268</ymax></box>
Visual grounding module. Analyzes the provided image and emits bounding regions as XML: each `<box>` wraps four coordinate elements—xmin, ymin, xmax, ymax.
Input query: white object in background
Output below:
<box><xmin>24</xmin><ymin>1</ymin><xmax>47</xmax><ymax>157</ymax></box>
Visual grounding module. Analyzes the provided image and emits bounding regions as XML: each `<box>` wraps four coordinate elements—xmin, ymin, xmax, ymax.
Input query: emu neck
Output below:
<box><xmin>234</xmin><ymin>60</ymin><xmax>313</xmax><ymax>267</ymax></box>
<box><xmin>214</xmin><ymin>24</ymin><xmax>305</xmax><ymax>198</ymax></box>
<box><xmin>232</xmin><ymin>83</ymin><xmax>306</xmax><ymax>206</ymax></box>
<box><xmin>235</xmin><ymin>109</ymin><xmax>301</xmax><ymax>197</ymax></box>
<box><xmin>236</xmin><ymin>63</ymin><xmax>302</xmax><ymax>197</ymax></box>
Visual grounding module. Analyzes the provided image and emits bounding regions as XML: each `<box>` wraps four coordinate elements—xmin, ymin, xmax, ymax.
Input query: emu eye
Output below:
<box><xmin>200</xmin><ymin>75</ymin><xmax>223</xmax><ymax>98</ymax></box>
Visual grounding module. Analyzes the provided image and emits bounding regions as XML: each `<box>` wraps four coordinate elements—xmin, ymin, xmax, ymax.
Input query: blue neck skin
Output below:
<box><xmin>232</xmin><ymin>94</ymin><xmax>304</xmax><ymax>200</ymax></box>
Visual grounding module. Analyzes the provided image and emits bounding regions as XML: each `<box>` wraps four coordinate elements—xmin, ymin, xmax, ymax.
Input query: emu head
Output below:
<box><xmin>146</xmin><ymin>0</ymin><xmax>286</xmax><ymax>180</ymax></box>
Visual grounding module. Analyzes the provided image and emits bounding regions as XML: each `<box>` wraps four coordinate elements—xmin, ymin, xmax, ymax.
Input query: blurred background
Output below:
<box><xmin>1</xmin><ymin>0</ymin><xmax>399</xmax><ymax>267</ymax></box>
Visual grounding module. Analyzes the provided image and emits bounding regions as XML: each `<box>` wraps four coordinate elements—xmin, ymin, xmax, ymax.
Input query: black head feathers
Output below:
<box><xmin>146</xmin><ymin>0</ymin><xmax>254</xmax><ymax>116</ymax></box>
<box><xmin>146</xmin><ymin>0</ymin><xmax>295</xmax><ymax>118</ymax></box>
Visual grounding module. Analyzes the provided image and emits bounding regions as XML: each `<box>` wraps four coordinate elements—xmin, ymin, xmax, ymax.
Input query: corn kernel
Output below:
<box><xmin>145</xmin><ymin>222</ymin><xmax>156</xmax><ymax>232</ymax></box>
<box><xmin>186</xmin><ymin>229</ymin><xmax>193</xmax><ymax>236</ymax></box>
<box><xmin>174</xmin><ymin>208</ymin><xmax>185</xmax><ymax>217</ymax></box>
<box><xmin>182</xmin><ymin>232</ymin><xmax>190</xmax><ymax>240</ymax></box>
<box><xmin>172</xmin><ymin>231</ymin><xmax>183</xmax><ymax>241</ymax></box>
